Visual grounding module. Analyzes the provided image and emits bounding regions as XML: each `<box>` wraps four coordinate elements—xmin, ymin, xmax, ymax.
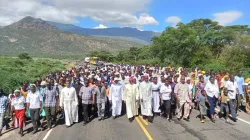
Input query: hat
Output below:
<box><xmin>129</xmin><ymin>77</ymin><xmax>134</xmax><ymax>82</ymax></box>
<box><xmin>14</xmin><ymin>90</ymin><xmax>20</xmax><ymax>93</ymax></box>
<box><xmin>186</xmin><ymin>77</ymin><xmax>191</xmax><ymax>81</ymax></box>
<box><xmin>114</xmin><ymin>77</ymin><xmax>120</xmax><ymax>81</ymax></box>
<box><xmin>201</xmin><ymin>71</ymin><xmax>205</xmax><ymax>74</ymax></box>
<box><xmin>41</xmin><ymin>81</ymin><xmax>47</xmax><ymax>86</ymax></box>
<box><xmin>224</xmin><ymin>75</ymin><xmax>229</xmax><ymax>78</ymax></box>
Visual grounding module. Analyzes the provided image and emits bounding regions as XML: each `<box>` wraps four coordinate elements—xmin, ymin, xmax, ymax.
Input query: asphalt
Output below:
<box><xmin>1</xmin><ymin>108</ymin><xmax>250</xmax><ymax>140</ymax></box>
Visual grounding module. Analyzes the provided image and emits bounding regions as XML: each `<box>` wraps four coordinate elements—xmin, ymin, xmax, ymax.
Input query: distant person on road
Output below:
<box><xmin>109</xmin><ymin>77</ymin><xmax>123</xmax><ymax>119</ymax></box>
<box><xmin>26</xmin><ymin>84</ymin><xmax>43</xmax><ymax>134</ymax></box>
<box><xmin>60</xmin><ymin>81</ymin><xmax>78</xmax><ymax>128</ymax></box>
<box><xmin>139</xmin><ymin>75</ymin><xmax>153</xmax><ymax>123</ymax></box>
<box><xmin>123</xmin><ymin>77</ymin><xmax>139</xmax><ymax>122</ymax></box>
<box><xmin>11</xmin><ymin>90</ymin><xmax>26</xmax><ymax>136</ymax></box>
<box><xmin>42</xmin><ymin>79</ymin><xmax>59</xmax><ymax>130</ymax></box>
<box><xmin>0</xmin><ymin>89</ymin><xmax>8</xmax><ymax>137</ymax></box>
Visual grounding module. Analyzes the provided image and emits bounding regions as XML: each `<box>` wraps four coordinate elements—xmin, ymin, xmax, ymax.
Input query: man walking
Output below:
<box><xmin>109</xmin><ymin>77</ymin><xmax>123</xmax><ymax>119</ymax></box>
<box><xmin>60</xmin><ymin>81</ymin><xmax>79</xmax><ymax>127</ymax></box>
<box><xmin>43</xmin><ymin>79</ymin><xmax>59</xmax><ymax>130</ymax></box>
<box><xmin>174</xmin><ymin>76</ymin><xmax>191</xmax><ymax>122</ymax></box>
<box><xmin>0</xmin><ymin>89</ymin><xmax>8</xmax><ymax>136</ymax></box>
<box><xmin>139</xmin><ymin>75</ymin><xmax>153</xmax><ymax>122</ymax></box>
<box><xmin>92</xmin><ymin>80</ymin><xmax>106</xmax><ymax>121</ymax></box>
<box><xmin>79</xmin><ymin>80</ymin><xmax>94</xmax><ymax>125</ymax></box>
<box><xmin>123</xmin><ymin>77</ymin><xmax>139</xmax><ymax>122</ymax></box>
<box><xmin>225</xmin><ymin>74</ymin><xmax>239</xmax><ymax>122</ymax></box>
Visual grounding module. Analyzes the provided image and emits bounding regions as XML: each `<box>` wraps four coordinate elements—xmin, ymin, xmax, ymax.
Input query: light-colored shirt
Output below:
<box><xmin>26</xmin><ymin>91</ymin><xmax>42</xmax><ymax>109</ymax></box>
<box><xmin>160</xmin><ymin>84</ymin><xmax>172</xmax><ymax>100</ymax></box>
<box><xmin>174</xmin><ymin>83</ymin><xmax>190</xmax><ymax>102</ymax></box>
<box><xmin>204</xmin><ymin>82</ymin><xmax>219</xmax><ymax>98</ymax></box>
<box><xmin>11</xmin><ymin>95</ymin><xmax>26</xmax><ymax>110</ymax></box>
<box><xmin>235</xmin><ymin>76</ymin><xmax>244</xmax><ymax>94</ymax></box>
<box><xmin>225</xmin><ymin>81</ymin><xmax>238</xmax><ymax>99</ymax></box>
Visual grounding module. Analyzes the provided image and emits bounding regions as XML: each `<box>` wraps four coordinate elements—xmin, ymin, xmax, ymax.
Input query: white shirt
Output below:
<box><xmin>11</xmin><ymin>96</ymin><xmax>26</xmax><ymax>110</ymax></box>
<box><xmin>204</xmin><ymin>82</ymin><xmax>219</xmax><ymax>98</ymax></box>
<box><xmin>26</xmin><ymin>91</ymin><xmax>42</xmax><ymax>109</ymax></box>
<box><xmin>160</xmin><ymin>84</ymin><xmax>172</xmax><ymax>100</ymax></box>
<box><xmin>225</xmin><ymin>81</ymin><xmax>239</xmax><ymax>99</ymax></box>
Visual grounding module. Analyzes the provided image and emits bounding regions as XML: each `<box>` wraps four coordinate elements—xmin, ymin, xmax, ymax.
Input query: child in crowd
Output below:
<box><xmin>219</xmin><ymin>88</ymin><xmax>230</xmax><ymax>122</ymax></box>
<box><xmin>197</xmin><ymin>90</ymin><xmax>210</xmax><ymax>123</ymax></box>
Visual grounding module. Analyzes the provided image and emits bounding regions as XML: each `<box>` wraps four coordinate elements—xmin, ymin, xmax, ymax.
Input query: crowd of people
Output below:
<box><xmin>0</xmin><ymin>64</ymin><xmax>250</xmax><ymax>137</ymax></box>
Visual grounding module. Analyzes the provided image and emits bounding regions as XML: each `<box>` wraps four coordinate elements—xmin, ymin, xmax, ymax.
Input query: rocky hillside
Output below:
<box><xmin>0</xmin><ymin>17</ymin><xmax>142</xmax><ymax>59</ymax></box>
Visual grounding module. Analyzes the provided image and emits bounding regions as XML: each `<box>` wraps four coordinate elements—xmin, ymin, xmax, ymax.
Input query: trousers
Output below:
<box><xmin>97</xmin><ymin>102</ymin><xmax>105</xmax><ymax>118</ymax></box>
<box><xmin>82</xmin><ymin>104</ymin><xmax>91</xmax><ymax>122</ymax></box>
<box><xmin>176</xmin><ymin>102</ymin><xmax>190</xmax><ymax>119</ymax></box>
<box><xmin>30</xmin><ymin>108</ymin><xmax>41</xmax><ymax>131</ymax></box>
<box><xmin>163</xmin><ymin>100</ymin><xmax>171</xmax><ymax>117</ymax></box>
<box><xmin>229</xmin><ymin>99</ymin><xmax>236</xmax><ymax>119</ymax></box>
<box><xmin>44</xmin><ymin>107</ymin><xmax>56</xmax><ymax>128</ymax></box>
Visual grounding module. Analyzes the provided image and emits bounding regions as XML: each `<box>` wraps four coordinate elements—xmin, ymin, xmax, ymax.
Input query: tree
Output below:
<box><xmin>18</xmin><ymin>53</ymin><xmax>32</xmax><ymax>60</ymax></box>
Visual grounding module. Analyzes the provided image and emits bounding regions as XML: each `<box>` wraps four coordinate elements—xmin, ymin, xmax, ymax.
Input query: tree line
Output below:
<box><xmin>88</xmin><ymin>19</ymin><xmax>250</xmax><ymax>75</ymax></box>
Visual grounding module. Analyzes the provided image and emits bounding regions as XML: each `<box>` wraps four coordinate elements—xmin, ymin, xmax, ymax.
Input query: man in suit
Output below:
<box><xmin>93</xmin><ymin>80</ymin><xmax>106</xmax><ymax>121</ymax></box>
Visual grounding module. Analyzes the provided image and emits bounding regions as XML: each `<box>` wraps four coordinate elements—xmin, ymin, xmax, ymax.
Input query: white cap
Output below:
<box><xmin>114</xmin><ymin>77</ymin><xmax>120</xmax><ymax>81</ymax></box>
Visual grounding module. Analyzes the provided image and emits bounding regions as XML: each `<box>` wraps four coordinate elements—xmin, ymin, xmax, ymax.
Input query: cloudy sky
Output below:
<box><xmin>0</xmin><ymin>0</ymin><xmax>249</xmax><ymax>31</ymax></box>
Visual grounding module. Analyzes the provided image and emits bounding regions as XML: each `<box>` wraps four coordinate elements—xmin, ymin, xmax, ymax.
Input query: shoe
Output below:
<box><xmin>177</xmin><ymin>118</ymin><xmax>181</xmax><ymax>121</ymax></box>
<box><xmin>98</xmin><ymin>118</ymin><xmax>102</xmax><ymax>121</ymax></box>
<box><xmin>129</xmin><ymin>118</ymin><xmax>133</xmax><ymax>122</ymax></box>
<box><xmin>167</xmin><ymin>118</ymin><xmax>171</xmax><ymax>122</ymax></box>
<box><xmin>101</xmin><ymin>117</ymin><xmax>105</xmax><ymax>121</ymax></box>
<box><xmin>211</xmin><ymin>119</ymin><xmax>215</xmax><ymax>123</ymax></box>
<box><xmin>113</xmin><ymin>116</ymin><xmax>116</xmax><ymax>120</ymax></box>
<box><xmin>143</xmin><ymin>116</ymin><xmax>146</xmax><ymax>120</ymax></box>
<box><xmin>201</xmin><ymin>120</ymin><xmax>205</xmax><ymax>123</ymax></box>
<box><xmin>232</xmin><ymin>118</ymin><xmax>237</xmax><ymax>122</ymax></box>
<box><xmin>83</xmin><ymin>122</ymin><xmax>87</xmax><ymax>126</ymax></box>
<box><xmin>225</xmin><ymin>119</ymin><xmax>229</xmax><ymax>123</ymax></box>
<box><xmin>33</xmin><ymin>130</ymin><xmax>38</xmax><ymax>134</ymax></box>
<box><xmin>66</xmin><ymin>125</ymin><xmax>70</xmax><ymax>128</ymax></box>
<box><xmin>183</xmin><ymin>118</ymin><xmax>189</xmax><ymax>122</ymax></box>
<box><xmin>20</xmin><ymin>129</ymin><xmax>24</xmax><ymax>137</ymax></box>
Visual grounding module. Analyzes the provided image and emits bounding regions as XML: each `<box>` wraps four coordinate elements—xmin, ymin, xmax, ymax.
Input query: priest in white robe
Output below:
<box><xmin>123</xmin><ymin>77</ymin><xmax>139</xmax><ymax>122</ymax></box>
<box><xmin>139</xmin><ymin>75</ymin><xmax>153</xmax><ymax>122</ymax></box>
<box><xmin>60</xmin><ymin>81</ymin><xmax>79</xmax><ymax>127</ymax></box>
<box><xmin>109</xmin><ymin>77</ymin><xmax>123</xmax><ymax>119</ymax></box>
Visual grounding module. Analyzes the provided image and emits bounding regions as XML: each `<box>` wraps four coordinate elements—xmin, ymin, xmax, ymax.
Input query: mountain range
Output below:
<box><xmin>0</xmin><ymin>16</ymin><xmax>145</xmax><ymax>59</ymax></box>
<box><xmin>48</xmin><ymin>21</ymin><xmax>161</xmax><ymax>44</ymax></box>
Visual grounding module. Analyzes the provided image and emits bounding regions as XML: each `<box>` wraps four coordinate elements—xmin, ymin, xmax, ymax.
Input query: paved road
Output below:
<box><xmin>2</xmin><ymin>109</ymin><xmax>250</xmax><ymax>140</ymax></box>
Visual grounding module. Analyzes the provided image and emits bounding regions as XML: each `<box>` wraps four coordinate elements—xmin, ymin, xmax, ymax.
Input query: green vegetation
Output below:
<box><xmin>0</xmin><ymin>57</ymin><xmax>66</xmax><ymax>93</ymax></box>
<box><xmin>90</xmin><ymin>19</ymin><xmax>250</xmax><ymax>76</ymax></box>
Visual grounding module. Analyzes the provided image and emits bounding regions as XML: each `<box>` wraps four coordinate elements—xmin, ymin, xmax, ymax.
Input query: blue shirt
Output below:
<box><xmin>235</xmin><ymin>76</ymin><xmax>244</xmax><ymax>94</ymax></box>
<box><xmin>0</xmin><ymin>95</ymin><xmax>8</xmax><ymax>113</ymax></box>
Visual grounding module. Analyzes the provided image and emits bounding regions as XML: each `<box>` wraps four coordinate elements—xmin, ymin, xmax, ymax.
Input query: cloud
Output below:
<box><xmin>0</xmin><ymin>0</ymin><xmax>158</xmax><ymax>28</ymax></box>
<box><xmin>213</xmin><ymin>11</ymin><xmax>243</xmax><ymax>26</ymax></box>
<box><xmin>165</xmin><ymin>16</ymin><xmax>181</xmax><ymax>27</ymax></box>
<box><xmin>94</xmin><ymin>24</ymin><xmax>108</xmax><ymax>29</ymax></box>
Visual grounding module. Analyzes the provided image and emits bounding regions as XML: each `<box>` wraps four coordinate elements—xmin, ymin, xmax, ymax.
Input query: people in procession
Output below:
<box><xmin>1</xmin><ymin>63</ymin><xmax>250</xmax><ymax>137</ymax></box>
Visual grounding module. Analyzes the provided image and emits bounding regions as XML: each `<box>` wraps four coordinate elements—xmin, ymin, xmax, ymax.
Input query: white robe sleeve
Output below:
<box><xmin>60</xmin><ymin>89</ymin><xmax>64</xmax><ymax>107</ymax></box>
<box><xmin>135</xmin><ymin>85</ymin><xmax>139</xmax><ymax>101</ymax></box>
<box><xmin>123</xmin><ymin>85</ymin><xmax>127</xmax><ymax>101</ymax></box>
<box><xmin>109</xmin><ymin>85</ymin><xmax>113</xmax><ymax>101</ymax></box>
<box><xmin>73</xmin><ymin>88</ymin><xmax>78</xmax><ymax>105</ymax></box>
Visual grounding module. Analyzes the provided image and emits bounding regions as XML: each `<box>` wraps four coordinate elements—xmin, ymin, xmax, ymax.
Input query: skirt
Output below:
<box><xmin>14</xmin><ymin>109</ymin><xmax>26</xmax><ymax>129</ymax></box>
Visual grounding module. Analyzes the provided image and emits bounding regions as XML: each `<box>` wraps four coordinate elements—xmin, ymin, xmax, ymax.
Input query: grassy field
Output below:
<box><xmin>0</xmin><ymin>57</ymin><xmax>66</xmax><ymax>93</ymax></box>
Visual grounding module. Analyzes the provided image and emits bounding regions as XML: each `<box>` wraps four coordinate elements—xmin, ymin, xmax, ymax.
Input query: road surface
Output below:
<box><xmin>2</xmin><ymin>109</ymin><xmax>250</xmax><ymax>140</ymax></box>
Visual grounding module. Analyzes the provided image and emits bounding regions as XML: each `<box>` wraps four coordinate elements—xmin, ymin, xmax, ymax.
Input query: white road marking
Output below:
<box><xmin>215</xmin><ymin>108</ymin><xmax>250</xmax><ymax>125</ymax></box>
<box><xmin>42</xmin><ymin>129</ymin><xmax>53</xmax><ymax>140</ymax></box>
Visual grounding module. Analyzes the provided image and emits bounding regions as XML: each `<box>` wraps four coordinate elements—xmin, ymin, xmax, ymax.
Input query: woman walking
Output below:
<box><xmin>160</xmin><ymin>78</ymin><xmax>172</xmax><ymax>121</ymax></box>
<box><xmin>11</xmin><ymin>90</ymin><xmax>26</xmax><ymax>136</ymax></box>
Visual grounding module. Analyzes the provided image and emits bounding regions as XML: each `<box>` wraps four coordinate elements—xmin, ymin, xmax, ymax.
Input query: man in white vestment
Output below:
<box><xmin>60</xmin><ymin>81</ymin><xmax>78</xmax><ymax>127</ymax></box>
<box><xmin>123</xmin><ymin>77</ymin><xmax>139</xmax><ymax>122</ymax></box>
<box><xmin>139</xmin><ymin>75</ymin><xmax>153</xmax><ymax>123</ymax></box>
<box><xmin>109</xmin><ymin>77</ymin><xmax>123</xmax><ymax>119</ymax></box>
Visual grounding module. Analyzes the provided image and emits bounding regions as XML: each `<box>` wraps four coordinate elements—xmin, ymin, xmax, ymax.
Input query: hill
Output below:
<box><xmin>47</xmin><ymin>21</ymin><xmax>161</xmax><ymax>44</ymax></box>
<box><xmin>0</xmin><ymin>16</ymin><xmax>142</xmax><ymax>59</ymax></box>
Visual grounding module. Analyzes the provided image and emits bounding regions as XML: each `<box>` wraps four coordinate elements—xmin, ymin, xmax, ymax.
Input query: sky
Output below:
<box><xmin>0</xmin><ymin>0</ymin><xmax>249</xmax><ymax>32</ymax></box>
